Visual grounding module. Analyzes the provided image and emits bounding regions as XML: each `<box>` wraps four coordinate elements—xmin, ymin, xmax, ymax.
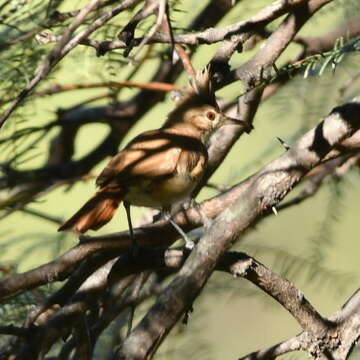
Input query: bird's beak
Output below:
<box><xmin>221</xmin><ymin>114</ymin><xmax>253</xmax><ymax>133</ymax></box>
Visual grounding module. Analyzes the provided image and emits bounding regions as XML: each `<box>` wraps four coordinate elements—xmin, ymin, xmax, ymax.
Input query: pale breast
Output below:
<box><xmin>101</xmin><ymin>127</ymin><xmax>208</xmax><ymax>208</ymax></box>
<box><xmin>124</xmin><ymin>173</ymin><xmax>196</xmax><ymax>208</ymax></box>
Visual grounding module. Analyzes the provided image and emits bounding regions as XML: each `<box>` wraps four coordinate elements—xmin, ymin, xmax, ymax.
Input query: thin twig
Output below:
<box><xmin>19</xmin><ymin>207</ymin><xmax>64</xmax><ymax>226</ymax></box>
<box><xmin>132</xmin><ymin>0</ymin><xmax>167</xmax><ymax>60</ymax></box>
<box><xmin>32</xmin><ymin>0</ymin><xmax>310</xmax><ymax>54</ymax></box>
<box><xmin>0</xmin><ymin>0</ymin><xmax>142</xmax><ymax>129</ymax></box>
<box><xmin>36</xmin><ymin>81</ymin><xmax>180</xmax><ymax>97</ymax></box>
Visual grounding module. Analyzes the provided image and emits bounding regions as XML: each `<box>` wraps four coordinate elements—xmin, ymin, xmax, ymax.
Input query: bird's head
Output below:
<box><xmin>165</xmin><ymin>65</ymin><xmax>250</xmax><ymax>140</ymax></box>
<box><xmin>184</xmin><ymin>104</ymin><xmax>248</xmax><ymax>141</ymax></box>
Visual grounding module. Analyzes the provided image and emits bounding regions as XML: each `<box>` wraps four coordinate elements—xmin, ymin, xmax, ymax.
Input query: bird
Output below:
<box><xmin>58</xmin><ymin>65</ymin><xmax>248</xmax><ymax>246</ymax></box>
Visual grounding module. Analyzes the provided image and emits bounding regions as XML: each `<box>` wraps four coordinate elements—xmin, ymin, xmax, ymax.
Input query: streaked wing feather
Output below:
<box><xmin>96</xmin><ymin>128</ymin><xmax>207</xmax><ymax>188</ymax></box>
<box><xmin>96</xmin><ymin>130</ymin><xmax>182</xmax><ymax>187</ymax></box>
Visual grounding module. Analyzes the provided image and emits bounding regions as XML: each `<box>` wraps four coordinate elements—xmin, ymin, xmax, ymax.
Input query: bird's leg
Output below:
<box><xmin>123</xmin><ymin>201</ymin><xmax>139</xmax><ymax>334</ymax></box>
<box><xmin>123</xmin><ymin>201</ymin><xmax>139</xmax><ymax>256</ymax></box>
<box><xmin>163</xmin><ymin>209</ymin><xmax>194</xmax><ymax>249</ymax></box>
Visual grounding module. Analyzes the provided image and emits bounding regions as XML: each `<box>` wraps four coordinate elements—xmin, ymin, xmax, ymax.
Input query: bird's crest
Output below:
<box><xmin>175</xmin><ymin>64</ymin><xmax>218</xmax><ymax>107</ymax></box>
<box><xmin>186</xmin><ymin>64</ymin><xmax>217</xmax><ymax>107</ymax></box>
<box><xmin>165</xmin><ymin>65</ymin><xmax>219</xmax><ymax>125</ymax></box>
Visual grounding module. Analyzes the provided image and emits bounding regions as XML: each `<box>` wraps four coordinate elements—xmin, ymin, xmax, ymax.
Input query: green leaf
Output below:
<box><xmin>318</xmin><ymin>55</ymin><xmax>334</xmax><ymax>76</ymax></box>
<box><xmin>303</xmin><ymin>61</ymin><xmax>314</xmax><ymax>79</ymax></box>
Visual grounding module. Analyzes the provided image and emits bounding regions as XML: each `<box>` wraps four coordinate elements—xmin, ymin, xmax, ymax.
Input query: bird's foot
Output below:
<box><xmin>163</xmin><ymin>212</ymin><xmax>195</xmax><ymax>250</ymax></box>
<box><xmin>184</xmin><ymin>236</ymin><xmax>195</xmax><ymax>250</ymax></box>
<box><xmin>124</xmin><ymin>201</ymin><xmax>140</xmax><ymax>258</ymax></box>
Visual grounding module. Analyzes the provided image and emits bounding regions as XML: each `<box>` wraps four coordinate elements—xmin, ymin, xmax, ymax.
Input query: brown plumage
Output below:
<box><xmin>58</xmin><ymin>66</ymin><xmax>243</xmax><ymax>234</ymax></box>
<box><xmin>58</xmin><ymin>187</ymin><xmax>124</xmax><ymax>233</ymax></box>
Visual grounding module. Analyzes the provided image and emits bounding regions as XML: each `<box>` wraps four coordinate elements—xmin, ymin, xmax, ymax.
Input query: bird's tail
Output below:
<box><xmin>58</xmin><ymin>187</ymin><xmax>124</xmax><ymax>234</ymax></box>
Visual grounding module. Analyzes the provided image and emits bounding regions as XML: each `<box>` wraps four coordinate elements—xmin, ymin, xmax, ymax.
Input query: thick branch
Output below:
<box><xmin>109</xmin><ymin>249</ymin><xmax>329</xmax><ymax>335</ymax></box>
<box><xmin>1</xmin><ymin>97</ymin><xmax>359</xmax><ymax>360</ymax></box>
<box><xmin>1</xmin><ymin>97</ymin><xmax>360</xmax><ymax>302</ymax></box>
<box><xmin>238</xmin><ymin>334</ymin><xmax>305</xmax><ymax>360</ymax></box>
<box><xmin>239</xmin><ymin>288</ymin><xmax>360</xmax><ymax>360</ymax></box>
<box><xmin>116</xmin><ymin>96</ymin><xmax>360</xmax><ymax>359</ymax></box>
<box><xmin>196</xmin><ymin>0</ymin><xmax>332</xmax><ymax>194</ymax></box>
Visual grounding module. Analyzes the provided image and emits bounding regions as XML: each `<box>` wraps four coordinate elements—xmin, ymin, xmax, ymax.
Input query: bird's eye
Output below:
<box><xmin>206</xmin><ymin>111</ymin><xmax>216</xmax><ymax>121</ymax></box>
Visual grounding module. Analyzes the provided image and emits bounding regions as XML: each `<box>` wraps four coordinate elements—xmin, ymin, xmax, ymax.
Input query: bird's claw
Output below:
<box><xmin>184</xmin><ymin>237</ymin><xmax>195</xmax><ymax>250</ymax></box>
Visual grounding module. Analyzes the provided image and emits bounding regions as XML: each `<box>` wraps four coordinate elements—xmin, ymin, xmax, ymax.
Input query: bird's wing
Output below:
<box><xmin>96</xmin><ymin>129</ymin><xmax>207</xmax><ymax>188</ymax></box>
<box><xmin>96</xmin><ymin>130</ymin><xmax>182</xmax><ymax>187</ymax></box>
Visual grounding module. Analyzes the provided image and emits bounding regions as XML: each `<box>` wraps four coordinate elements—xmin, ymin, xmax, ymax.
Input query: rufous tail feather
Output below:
<box><xmin>58</xmin><ymin>187</ymin><xmax>124</xmax><ymax>234</ymax></box>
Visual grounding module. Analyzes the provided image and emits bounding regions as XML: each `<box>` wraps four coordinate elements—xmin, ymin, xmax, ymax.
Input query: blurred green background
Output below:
<box><xmin>0</xmin><ymin>0</ymin><xmax>359</xmax><ymax>359</ymax></box>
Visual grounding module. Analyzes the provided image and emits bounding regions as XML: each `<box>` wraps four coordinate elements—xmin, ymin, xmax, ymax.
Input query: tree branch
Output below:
<box><xmin>0</xmin><ymin>0</ymin><xmax>236</xmax><ymax>212</ymax></box>
<box><xmin>195</xmin><ymin>0</ymin><xmax>333</xmax><ymax>195</ymax></box>
<box><xmin>238</xmin><ymin>334</ymin><xmax>305</xmax><ymax>360</ymax></box>
<box><xmin>1</xmin><ymin>97</ymin><xmax>360</xmax><ymax>302</ymax></box>
<box><xmin>34</xmin><ymin>0</ymin><xmax>310</xmax><ymax>55</ymax></box>
<box><xmin>0</xmin><ymin>0</ymin><xmax>142</xmax><ymax>128</ymax></box>
<box><xmin>116</xmin><ymin>96</ymin><xmax>360</xmax><ymax>359</ymax></box>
